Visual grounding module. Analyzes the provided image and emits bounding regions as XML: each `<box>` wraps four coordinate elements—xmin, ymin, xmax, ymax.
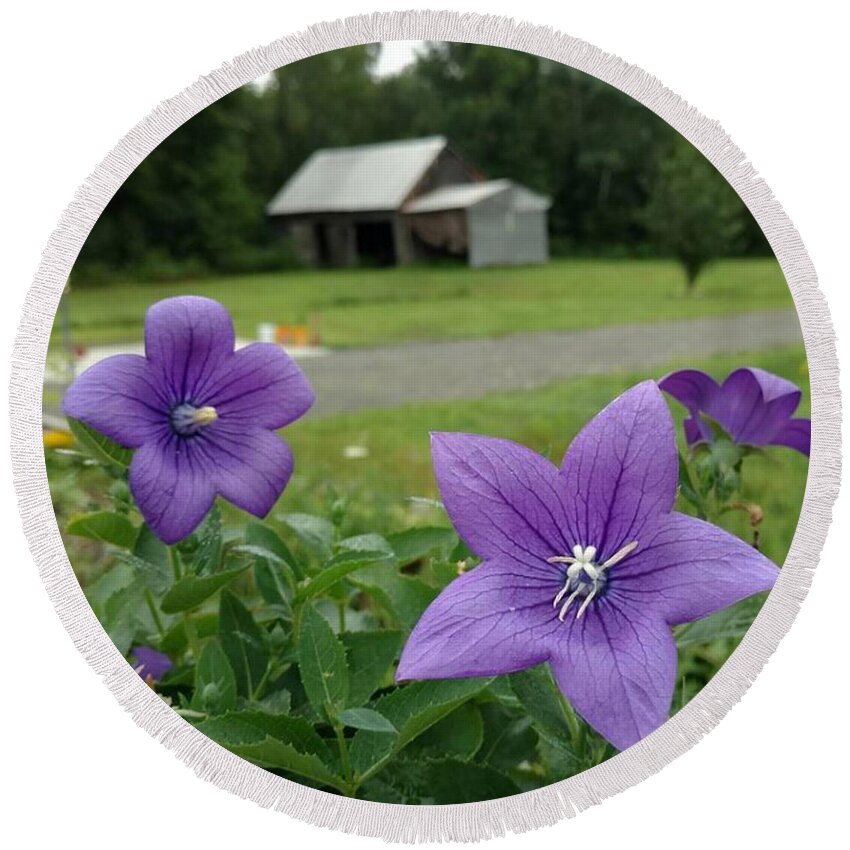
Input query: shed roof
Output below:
<box><xmin>403</xmin><ymin>179</ymin><xmax>551</xmax><ymax>214</ymax></box>
<box><xmin>266</xmin><ymin>136</ymin><xmax>448</xmax><ymax>215</ymax></box>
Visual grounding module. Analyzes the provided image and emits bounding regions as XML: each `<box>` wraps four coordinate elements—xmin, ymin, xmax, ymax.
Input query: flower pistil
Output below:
<box><xmin>548</xmin><ymin>540</ymin><xmax>639</xmax><ymax>621</ymax></box>
<box><xmin>170</xmin><ymin>403</ymin><xmax>219</xmax><ymax>436</ymax></box>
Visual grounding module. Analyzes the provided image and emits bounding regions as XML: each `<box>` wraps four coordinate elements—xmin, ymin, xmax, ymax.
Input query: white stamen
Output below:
<box><xmin>549</xmin><ymin>540</ymin><xmax>639</xmax><ymax>622</ymax></box>
<box><xmin>576</xmin><ymin>587</ymin><xmax>598</xmax><ymax>619</ymax></box>
<box><xmin>602</xmin><ymin>540</ymin><xmax>640</xmax><ymax>568</ymax></box>
<box><xmin>191</xmin><ymin>406</ymin><xmax>218</xmax><ymax>426</ymax></box>
<box><xmin>558</xmin><ymin>589</ymin><xmax>582</xmax><ymax>621</ymax></box>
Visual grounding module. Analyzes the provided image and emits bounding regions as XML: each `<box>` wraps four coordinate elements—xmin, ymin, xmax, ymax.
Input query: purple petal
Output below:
<box><xmin>658</xmin><ymin>369</ymin><xmax>720</xmax><ymax>413</ymax></box>
<box><xmin>202</xmin><ymin>342</ymin><xmax>315</xmax><ymax>429</ymax></box>
<box><xmin>396</xmin><ymin>557</ymin><xmax>559</xmax><ymax>681</ymax></box>
<box><xmin>612</xmin><ymin>512</ymin><xmax>779</xmax><ymax>625</ymax></box>
<box><xmin>558</xmin><ymin>381</ymin><xmax>678</xmax><ymax>563</ymax></box>
<box><xmin>549</xmin><ymin>598</ymin><xmax>677</xmax><ymax>750</ymax></box>
<box><xmin>62</xmin><ymin>354</ymin><xmax>167</xmax><ymax>448</ymax></box>
<box><xmin>144</xmin><ymin>296</ymin><xmax>236</xmax><ymax>402</ymax></box>
<box><xmin>711</xmin><ymin>368</ymin><xmax>802</xmax><ymax>445</ymax></box>
<box><xmin>769</xmin><ymin>418</ymin><xmax>811</xmax><ymax>457</ymax></box>
<box><xmin>430</xmin><ymin>433</ymin><xmax>570</xmax><ymax>565</ymax></box>
<box><xmin>204</xmin><ymin>423</ymin><xmax>295</xmax><ymax>518</ymax></box>
<box><xmin>683</xmin><ymin>414</ymin><xmax>712</xmax><ymax>447</ymax></box>
<box><xmin>128</xmin><ymin>436</ymin><xmax>217</xmax><ymax>544</ymax></box>
<box><xmin>131</xmin><ymin>646</ymin><xmax>172</xmax><ymax>682</ymax></box>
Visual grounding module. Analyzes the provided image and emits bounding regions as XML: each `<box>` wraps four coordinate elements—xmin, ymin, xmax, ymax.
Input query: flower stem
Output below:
<box><xmin>169</xmin><ymin>547</ymin><xmax>183</xmax><ymax>581</ymax></box>
<box><xmin>144</xmin><ymin>587</ymin><xmax>165</xmax><ymax>637</ymax></box>
<box><xmin>333</xmin><ymin>721</ymin><xmax>356</xmax><ymax>795</ymax></box>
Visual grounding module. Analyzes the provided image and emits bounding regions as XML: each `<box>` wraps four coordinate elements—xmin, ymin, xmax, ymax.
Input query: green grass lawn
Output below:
<box><xmin>279</xmin><ymin>344</ymin><xmax>808</xmax><ymax>569</ymax></box>
<box><xmin>48</xmin><ymin>343</ymin><xmax>808</xmax><ymax>584</ymax></box>
<box><xmin>55</xmin><ymin>257</ymin><xmax>794</xmax><ymax>350</ymax></box>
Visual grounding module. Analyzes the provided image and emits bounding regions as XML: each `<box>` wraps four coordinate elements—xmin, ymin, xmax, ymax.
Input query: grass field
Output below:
<box><xmin>55</xmin><ymin>258</ymin><xmax>794</xmax><ymax>350</ymax></box>
<box><xmin>50</xmin><ymin>344</ymin><xmax>809</xmax><ymax>583</ymax></box>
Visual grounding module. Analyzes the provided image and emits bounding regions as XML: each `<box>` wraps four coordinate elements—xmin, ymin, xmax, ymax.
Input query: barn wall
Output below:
<box><xmin>468</xmin><ymin>202</ymin><xmax>549</xmax><ymax>267</ymax></box>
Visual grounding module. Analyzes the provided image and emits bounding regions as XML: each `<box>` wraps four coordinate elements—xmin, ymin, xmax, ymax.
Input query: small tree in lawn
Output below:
<box><xmin>641</xmin><ymin>139</ymin><xmax>748</xmax><ymax>292</ymax></box>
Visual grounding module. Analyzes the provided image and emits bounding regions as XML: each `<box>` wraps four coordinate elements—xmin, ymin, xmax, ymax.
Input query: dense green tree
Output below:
<box><xmin>639</xmin><ymin>139</ymin><xmax>749</xmax><ymax>290</ymax></box>
<box><xmin>73</xmin><ymin>42</ymin><xmax>770</xmax><ymax>284</ymax></box>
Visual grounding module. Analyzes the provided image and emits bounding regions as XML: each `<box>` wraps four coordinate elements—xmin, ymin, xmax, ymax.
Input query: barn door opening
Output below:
<box><xmin>355</xmin><ymin>221</ymin><xmax>396</xmax><ymax>266</ymax></box>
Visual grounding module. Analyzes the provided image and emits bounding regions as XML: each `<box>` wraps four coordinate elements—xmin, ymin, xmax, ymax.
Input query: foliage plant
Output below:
<box><xmin>54</xmin><ymin>298</ymin><xmax>808</xmax><ymax>803</ymax></box>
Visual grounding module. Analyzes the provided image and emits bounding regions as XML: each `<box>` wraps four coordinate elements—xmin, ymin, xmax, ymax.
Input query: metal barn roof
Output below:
<box><xmin>403</xmin><ymin>179</ymin><xmax>551</xmax><ymax>214</ymax></box>
<box><xmin>266</xmin><ymin>136</ymin><xmax>448</xmax><ymax>215</ymax></box>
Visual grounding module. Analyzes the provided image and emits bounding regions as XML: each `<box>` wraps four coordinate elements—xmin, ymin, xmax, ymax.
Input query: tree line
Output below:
<box><xmin>75</xmin><ymin>42</ymin><xmax>768</xmax><ymax>286</ymax></box>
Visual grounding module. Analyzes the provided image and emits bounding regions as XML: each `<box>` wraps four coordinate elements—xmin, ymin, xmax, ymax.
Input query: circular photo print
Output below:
<box><xmin>44</xmin><ymin>41</ymin><xmax>809</xmax><ymax>806</ymax></box>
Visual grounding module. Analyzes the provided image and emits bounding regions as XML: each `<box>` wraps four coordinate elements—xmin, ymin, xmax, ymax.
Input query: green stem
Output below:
<box><xmin>556</xmin><ymin>688</ymin><xmax>582</xmax><ymax>749</ymax></box>
<box><xmin>333</xmin><ymin>721</ymin><xmax>356</xmax><ymax>796</ymax></box>
<box><xmin>251</xmin><ymin>663</ymin><xmax>273</xmax><ymax>702</ymax></box>
<box><xmin>337</xmin><ymin>601</ymin><xmax>347</xmax><ymax>633</ymax></box>
<box><xmin>184</xmin><ymin>614</ymin><xmax>201</xmax><ymax>661</ymax></box>
<box><xmin>144</xmin><ymin>587</ymin><xmax>165</xmax><ymax>637</ymax></box>
<box><xmin>169</xmin><ymin>547</ymin><xmax>183</xmax><ymax>581</ymax></box>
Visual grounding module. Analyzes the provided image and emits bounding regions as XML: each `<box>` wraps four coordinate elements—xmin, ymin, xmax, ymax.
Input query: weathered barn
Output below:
<box><xmin>266</xmin><ymin>136</ymin><xmax>550</xmax><ymax>268</ymax></box>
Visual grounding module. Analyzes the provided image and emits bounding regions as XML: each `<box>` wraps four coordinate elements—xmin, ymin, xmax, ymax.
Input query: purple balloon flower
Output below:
<box><xmin>396</xmin><ymin>382</ymin><xmax>779</xmax><ymax>750</ymax></box>
<box><xmin>659</xmin><ymin>367</ymin><xmax>810</xmax><ymax>456</ymax></box>
<box><xmin>131</xmin><ymin>646</ymin><xmax>172</xmax><ymax>684</ymax></box>
<box><xmin>63</xmin><ymin>296</ymin><xmax>314</xmax><ymax>543</ymax></box>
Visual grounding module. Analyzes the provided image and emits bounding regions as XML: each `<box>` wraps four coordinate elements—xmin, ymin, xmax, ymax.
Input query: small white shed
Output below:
<box><xmin>402</xmin><ymin>179</ymin><xmax>551</xmax><ymax>267</ymax></box>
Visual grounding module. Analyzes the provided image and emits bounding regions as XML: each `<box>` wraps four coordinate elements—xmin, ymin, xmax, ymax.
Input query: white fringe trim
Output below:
<box><xmin>8</xmin><ymin>9</ymin><xmax>841</xmax><ymax>843</ymax></box>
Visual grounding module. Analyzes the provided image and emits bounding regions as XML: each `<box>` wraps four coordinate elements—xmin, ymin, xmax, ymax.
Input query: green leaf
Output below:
<box><xmin>425</xmin><ymin>759</ymin><xmax>519</xmax><ymax>803</ymax></box>
<box><xmin>219</xmin><ymin>590</ymin><xmax>269</xmax><ymax>699</ymax></box>
<box><xmin>159</xmin><ymin>612</ymin><xmax>218</xmax><ymax>656</ymax></box>
<box><xmin>67</xmin><ymin>417</ymin><xmax>132</xmax><ymax>469</ymax></box>
<box><xmin>195</xmin><ymin>711</ymin><xmax>344</xmax><ymax>791</ymax></box>
<box><xmin>338</xmin><ymin>708</ymin><xmax>396</xmax><ymax>734</ymax></box>
<box><xmin>85</xmin><ymin>562</ymin><xmax>136</xmax><ymax>608</ymax></box>
<box><xmin>386</xmin><ymin>527</ymin><xmax>458</xmax><ymax>565</ymax></box>
<box><xmin>675</xmin><ymin>593</ymin><xmax>767</xmax><ymax>647</ymax></box>
<box><xmin>412</xmin><ymin>701</ymin><xmax>484</xmax><ymax>761</ymax></box>
<box><xmin>244</xmin><ymin>522</ymin><xmax>298</xmax><ymax>606</ymax></box>
<box><xmin>509</xmin><ymin>665</ymin><xmax>571</xmax><ymax>738</ymax></box>
<box><xmin>67</xmin><ymin>511</ymin><xmax>137</xmax><ymax>548</ymax></box>
<box><xmin>477</xmin><ymin>703</ymin><xmax>538</xmax><ymax>771</ymax></box>
<box><xmin>279</xmin><ymin>513</ymin><xmax>334</xmax><ymax>562</ymax></box>
<box><xmin>192</xmin><ymin>639</ymin><xmax>237</xmax><ymax>715</ymax></box>
<box><xmin>192</xmin><ymin>505</ymin><xmax>222</xmax><ymax>574</ymax></box>
<box><xmin>296</xmin><ymin>604</ymin><xmax>349</xmax><ymax>719</ymax></box>
<box><xmin>337</xmin><ymin>533</ymin><xmax>394</xmax><ymax>557</ymax></box>
<box><xmin>349</xmin><ymin>678</ymin><xmax>492</xmax><ymax>780</ymax></box>
<box><xmin>350</xmin><ymin>564</ymin><xmax>438</xmax><ymax>629</ymax></box>
<box><xmin>296</xmin><ymin>550</ymin><xmax>392</xmax><ymax>604</ymax></box>
<box><xmin>341</xmin><ymin>630</ymin><xmax>402</xmax><ymax>706</ymax></box>
<box><xmin>114</xmin><ymin>552</ymin><xmax>171</xmax><ymax>596</ymax></box>
<box><xmin>159</xmin><ymin>564</ymin><xmax>249</xmax><ymax>614</ymax></box>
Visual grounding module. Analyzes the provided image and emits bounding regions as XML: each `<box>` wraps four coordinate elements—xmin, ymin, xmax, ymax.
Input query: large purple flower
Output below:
<box><xmin>396</xmin><ymin>382</ymin><xmax>779</xmax><ymax>750</ymax></box>
<box><xmin>659</xmin><ymin>367</ymin><xmax>810</xmax><ymax>456</ymax></box>
<box><xmin>63</xmin><ymin>296</ymin><xmax>314</xmax><ymax>543</ymax></box>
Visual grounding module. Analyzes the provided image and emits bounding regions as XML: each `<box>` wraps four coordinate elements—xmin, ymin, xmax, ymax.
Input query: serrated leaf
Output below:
<box><xmin>127</xmin><ymin>524</ymin><xmax>171</xmax><ymax>593</ymax></box>
<box><xmin>297</xmin><ymin>550</ymin><xmax>392</xmax><ymax>604</ymax></box>
<box><xmin>67</xmin><ymin>417</ymin><xmax>133</xmax><ymax>468</ymax></box>
<box><xmin>341</xmin><ymin>630</ymin><xmax>402</xmax><ymax>706</ymax></box>
<box><xmin>296</xmin><ymin>604</ymin><xmax>349</xmax><ymax>719</ymax></box>
<box><xmin>195</xmin><ymin>711</ymin><xmax>344</xmax><ymax>791</ymax></box>
<box><xmin>67</xmin><ymin>511</ymin><xmax>137</xmax><ymax>548</ymax></box>
<box><xmin>675</xmin><ymin>593</ymin><xmax>766</xmax><ymax>647</ymax></box>
<box><xmin>386</xmin><ymin>527</ymin><xmax>458</xmax><ymax>566</ymax></box>
<box><xmin>339</xmin><ymin>708</ymin><xmax>396</xmax><ymax>734</ymax></box>
<box><xmin>413</xmin><ymin>701</ymin><xmax>484</xmax><ymax>761</ymax></box>
<box><xmin>192</xmin><ymin>639</ymin><xmax>237</xmax><ymax>715</ymax></box>
<box><xmin>159</xmin><ymin>564</ymin><xmax>249</xmax><ymax>614</ymax></box>
<box><xmin>85</xmin><ymin>562</ymin><xmax>136</xmax><ymax>608</ymax></box>
<box><xmin>279</xmin><ymin>513</ymin><xmax>334</xmax><ymax>562</ymax></box>
<box><xmin>350</xmin><ymin>678</ymin><xmax>491</xmax><ymax>781</ymax></box>
<box><xmin>219</xmin><ymin>590</ymin><xmax>269</xmax><ymax>699</ymax></box>
<box><xmin>114</xmin><ymin>552</ymin><xmax>171</xmax><ymax>596</ymax></box>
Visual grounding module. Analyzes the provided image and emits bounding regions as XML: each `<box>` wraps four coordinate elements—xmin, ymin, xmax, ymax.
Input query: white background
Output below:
<box><xmin>1</xmin><ymin>1</ymin><xmax>847</xmax><ymax>846</ymax></box>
